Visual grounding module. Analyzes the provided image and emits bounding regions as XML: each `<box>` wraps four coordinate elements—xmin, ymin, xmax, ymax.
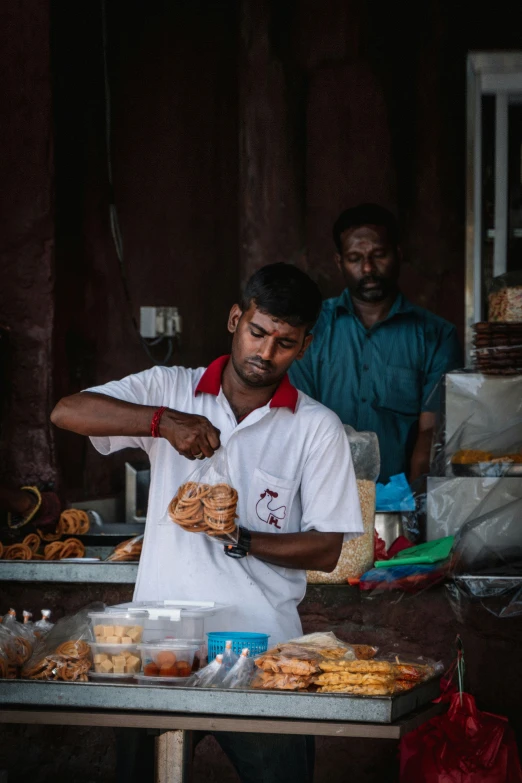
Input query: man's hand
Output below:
<box><xmin>51</xmin><ymin>392</ymin><xmax>221</xmax><ymax>459</ymax></box>
<box><xmin>159</xmin><ymin>410</ymin><xmax>221</xmax><ymax>459</ymax></box>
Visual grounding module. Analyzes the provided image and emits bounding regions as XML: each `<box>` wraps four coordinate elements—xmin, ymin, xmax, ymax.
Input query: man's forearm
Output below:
<box><xmin>409</xmin><ymin>428</ymin><xmax>433</xmax><ymax>483</ymax></box>
<box><xmin>249</xmin><ymin>530</ymin><xmax>343</xmax><ymax>572</ymax></box>
<box><xmin>51</xmin><ymin>392</ymin><xmax>155</xmax><ymax>437</ymax></box>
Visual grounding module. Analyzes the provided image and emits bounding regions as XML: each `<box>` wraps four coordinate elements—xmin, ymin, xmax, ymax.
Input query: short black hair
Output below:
<box><xmin>241</xmin><ymin>263</ymin><xmax>322</xmax><ymax>330</ymax></box>
<box><xmin>332</xmin><ymin>203</ymin><xmax>399</xmax><ymax>253</ymax></box>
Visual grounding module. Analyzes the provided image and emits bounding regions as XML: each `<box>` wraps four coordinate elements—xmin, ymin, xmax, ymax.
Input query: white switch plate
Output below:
<box><xmin>140</xmin><ymin>307</ymin><xmax>182</xmax><ymax>338</ymax></box>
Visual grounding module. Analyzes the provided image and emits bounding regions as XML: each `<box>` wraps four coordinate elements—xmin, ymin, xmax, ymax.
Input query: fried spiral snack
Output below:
<box><xmin>59</xmin><ymin>538</ymin><xmax>85</xmax><ymax>559</ymax></box>
<box><xmin>22</xmin><ymin>638</ymin><xmax>92</xmax><ymax>682</ymax></box>
<box><xmin>169</xmin><ymin>481</ymin><xmax>238</xmax><ymax>536</ymax></box>
<box><xmin>23</xmin><ymin>533</ymin><xmax>41</xmax><ymax>554</ymax></box>
<box><xmin>59</xmin><ymin>509</ymin><xmax>90</xmax><ymax>535</ymax></box>
<box><xmin>44</xmin><ymin>541</ymin><xmax>64</xmax><ymax>560</ymax></box>
<box><xmin>4</xmin><ymin>544</ymin><xmax>33</xmax><ymax>560</ymax></box>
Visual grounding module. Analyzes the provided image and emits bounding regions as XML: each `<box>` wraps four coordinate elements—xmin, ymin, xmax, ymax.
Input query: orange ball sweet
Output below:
<box><xmin>156</xmin><ymin>650</ymin><xmax>176</xmax><ymax>667</ymax></box>
<box><xmin>144</xmin><ymin>663</ymin><xmax>160</xmax><ymax>676</ymax></box>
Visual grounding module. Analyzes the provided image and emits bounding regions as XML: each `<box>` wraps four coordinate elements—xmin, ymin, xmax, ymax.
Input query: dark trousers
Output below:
<box><xmin>116</xmin><ymin>727</ymin><xmax>315</xmax><ymax>783</ymax></box>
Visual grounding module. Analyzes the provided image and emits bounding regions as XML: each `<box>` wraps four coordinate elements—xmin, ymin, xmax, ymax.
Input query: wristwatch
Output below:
<box><xmin>224</xmin><ymin>527</ymin><xmax>252</xmax><ymax>559</ymax></box>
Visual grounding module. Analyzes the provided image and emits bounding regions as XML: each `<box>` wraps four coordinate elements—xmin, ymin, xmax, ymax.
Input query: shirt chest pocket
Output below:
<box><xmin>246</xmin><ymin>468</ymin><xmax>298</xmax><ymax>533</ymax></box>
<box><xmin>377</xmin><ymin>366</ymin><xmax>422</xmax><ymax>417</ymax></box>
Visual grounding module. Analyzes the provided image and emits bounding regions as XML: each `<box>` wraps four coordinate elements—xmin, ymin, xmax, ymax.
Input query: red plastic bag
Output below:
<box><xmin>400</xmin><ymin>691</ymin><xmax>522</xmax><ymax>783</ymax></box>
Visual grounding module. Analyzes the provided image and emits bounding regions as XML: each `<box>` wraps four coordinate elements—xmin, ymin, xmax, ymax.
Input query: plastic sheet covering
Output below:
<box><xmin>431</xmin><ymin>370</ymin><xmax>522</xmax><ymax>478</ymax></box>
<box><xmin>342</xmin><ymin>425</ymin><xmax>380</xmax><ymax>482</ymax></box>
<box><xmin>443</xmin><ymin>478</ymin><xmax>522</xmax><ymax>618</ymax></box>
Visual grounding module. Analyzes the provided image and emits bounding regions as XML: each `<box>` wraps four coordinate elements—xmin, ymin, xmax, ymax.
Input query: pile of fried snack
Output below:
<box><xmin>252</xmin><ymin>633</ymin><xmax>437</xmax><ymax>696</ymax></box>
<box><xmin>0</xmin><ymin>509</ymin><xmax>89</xmax><ymax>560</ymax></box>
<box><xmin>0</xmin><ymin>608</ymin><xmax>54</xmax><ymax>679</ymax></box>
<box><xmin>169</xmin><ymin>481</ymin><xmax>238</xmax><ymax>537</ymax></box>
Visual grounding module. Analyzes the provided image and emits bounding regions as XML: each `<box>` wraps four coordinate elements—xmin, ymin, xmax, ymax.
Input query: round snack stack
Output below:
<box><xmin>472</xmin><ymin>322</ymin><xmax>522</xmax><ymax>375</ymax></box>
<box><xmin>168</xmin><ymin>482</ymin><xmax>238</xmax><ymax>537</ymax></box>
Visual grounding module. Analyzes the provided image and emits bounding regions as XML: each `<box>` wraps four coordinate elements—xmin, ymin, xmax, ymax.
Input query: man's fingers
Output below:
<box><xmin>207</xmin><ymin>427</ymin><xmax>221</xmax><ymax>451</ymax></box>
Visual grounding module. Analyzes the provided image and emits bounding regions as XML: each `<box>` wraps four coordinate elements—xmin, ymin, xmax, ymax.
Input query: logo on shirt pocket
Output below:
<box><xmin>248</xmin><ymin>468</ymin><xmax>297</xmax><ymax>533</ymax></box>
<box><xmin>256</xmin><ymin>489</ymin><xmax>287</xmax><ymax>529</ymax></box>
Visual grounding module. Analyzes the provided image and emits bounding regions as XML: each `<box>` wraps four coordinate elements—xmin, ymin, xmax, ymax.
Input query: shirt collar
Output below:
<box><xmin>195</xmin><ymin>355</ymin><xmax>298</xmax><ymax>413</ymax></box>
<box><xmin>335</xmin><ymin>289</ymin><xmax>414</xmax><ymax>321</ymax></box>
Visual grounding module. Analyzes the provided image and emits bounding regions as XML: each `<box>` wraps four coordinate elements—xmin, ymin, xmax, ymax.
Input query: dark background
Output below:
<box><xmin>1</xmin><ymin>0</ymin><xmax>522</xmax><ymax>498</ymax></box>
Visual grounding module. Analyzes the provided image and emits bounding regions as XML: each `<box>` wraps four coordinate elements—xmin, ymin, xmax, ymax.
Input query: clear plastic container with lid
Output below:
<box><xmin>89</xmin><ymin>641</ymin><xmax>142</xmax><ymax>677</ymax></box>
<box><xmin>88</xmin><ymin>610</ymin><xmax>148</xmax><ymax>645</ymax></box>
<box><xmin>138</xmin><ymin>640</ymin><xmax>199</xmax><ymax>678</ymax></box>
<box><xmin>107</xmin><ymin>600</ymin><xmax>229</xmax><ymax>643</ymax></box>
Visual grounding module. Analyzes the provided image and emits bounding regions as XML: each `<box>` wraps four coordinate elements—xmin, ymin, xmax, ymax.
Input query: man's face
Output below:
<box><xmin>335</xmin><ymin>224</ymin><xmax>400</xmax><ymax>303</ymax></box>
<box><xmin>228</xmin><ymin>303</ymin><xmax>312</xmax><ymax>388</ymax></box>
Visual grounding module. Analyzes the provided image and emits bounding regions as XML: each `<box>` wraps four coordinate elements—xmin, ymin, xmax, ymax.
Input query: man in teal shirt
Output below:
<box><xmin>289</xmin><ymin>203</ymin><xmax>462</xmax><ymax>483</ymax></box>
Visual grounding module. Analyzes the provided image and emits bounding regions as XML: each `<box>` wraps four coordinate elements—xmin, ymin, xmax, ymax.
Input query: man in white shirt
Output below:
<box><xmin>52</xmin><ymin>262</ymin><xmax>363</xmax><ymax>783</ymax></box>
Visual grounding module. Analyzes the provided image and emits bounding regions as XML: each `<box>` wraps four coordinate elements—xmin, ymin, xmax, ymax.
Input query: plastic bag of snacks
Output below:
<box><xmin>167</xmin><ymin>448</ymin><xmax>239</xmax><ymax>544</ymax></box>
<box><xmin>252</xmin><ymin>632</ymin><xmax>356</xmax><ymax>691</ymax></box>
<box><xmin>188</xmin><ymin>654</ymin><xmax>227</xmax><ymax>687</ymax></box>
<box><xmin>21</xmin><ymin>603</ymin><xmax>104</xmax><ymax>681</ymax></box>
<box><xmin>34</xmin><ymin>610</ymin><xmax>54</xmax><ymax>636</ymax></box>
<box><xmin>312</xmin><ymin>655</ymin><xmax>441</xmax><ymax>695</ymax></box>
<box><xmin>222</xmin><ymin>648</ymin><xmax>255</xmax><ymax>689</ymax></box>
<box><xmin>1</xmin><ymin>609</ymin><xmax>36</xmax><ymax>670</ymax></box>
<box><xmin>488</xmin><ymin>271</ymin><xmax>522</xmax><ymax>323</ymax></box>
<box><xmin>0</xmin><ymin>625</ymin><xmax>23</xmax><ymax>678</ymax></box>
<box><xmin>105</xmin><ymin>534</ymin><xmax>143</xmax><ymax>562</ymax></box>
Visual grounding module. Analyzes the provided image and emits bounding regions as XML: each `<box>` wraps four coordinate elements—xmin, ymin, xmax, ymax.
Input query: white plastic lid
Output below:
<box><xmin>89</xmin><ymin>642</ymin><xmax>140</xmax><ymax>652</ymax></box>
<box><xmin>107</xmin><ymin>601</ymin><xmax>229</xmax><ymax>621</ymax></box>
<box><xmin>137</xmin><ymin>641</ymin><xmax>199</xmax><ymax>651</ymax></box>
<box><xmin>88</xmin><ymin>610</ymin><xmax>148</xmax><ymax>621</ymax></box>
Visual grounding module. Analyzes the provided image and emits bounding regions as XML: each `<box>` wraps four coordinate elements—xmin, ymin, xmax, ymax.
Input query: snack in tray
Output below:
<box><xmin>105</xmin><ymin>535</ymin><xmax>143</xmax><ymax>562</ymax></box>
<box><xmin>59</xmin><ymin>509</ymin><xmax>90</xmax><ymax>535</ymax></box>
<box><xmin>252</xmin><ymin>671</ymin><xmax>312</xmax><ymax>690</ymax></box>
<box><xmin>44</xmin><ymin>538</ymin><xmax>85</xmax><ymax>560</ymax></box>
<box><xmin>93</xmin><ymin>650</ymin><xmax>141</xmax><ymax>675</ymax></box>
<box><xmin>168</xmin><ymin>482</ymin><xmax>238</xmax><ymax>536</ymax></box>
<box><xmin>22</xmin><ymin>534</ymin><xmax>41</xmax><ymax>554</ymax></box>
<box><xmin>3</xmin><ymin>543</ymin><xmax>33</xmax><ymax>560</ymax></box>
<box><xmin>92</xmin><ymin>623</ymin><xmax>143</xmax><ymax>644</ymax></box>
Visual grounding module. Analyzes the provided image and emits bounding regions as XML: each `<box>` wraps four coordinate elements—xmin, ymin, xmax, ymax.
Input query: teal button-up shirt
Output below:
<box><xmin>289</xmin><ymin>290</ymin><xmax>463</xmax><ymax>482</ymax></box>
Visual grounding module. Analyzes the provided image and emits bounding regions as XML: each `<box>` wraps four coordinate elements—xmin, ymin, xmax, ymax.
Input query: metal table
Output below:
<box><xmin>0</xmin><ymin>680</ymin><xmax>444</xmax><ymax>783</ymax></box>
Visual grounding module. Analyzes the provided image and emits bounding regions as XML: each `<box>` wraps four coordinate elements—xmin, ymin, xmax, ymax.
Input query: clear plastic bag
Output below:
<box><xmin>222</xmin><ymin>639</ymin><xmax>238</xmax><ymax>672</ymax></box>
<box><xmin>221</xmin><ymin>648</ymin><xmax>255</xmax><ymax>689</ymax></box>
<box><xmin>34</xmin><ymin>609</ymin><xmax>54</xmax><ymax>636</ymax></box>
<box><xmin>187</xmin><ymin>653</ymin><xmax>226</xmax><ymax>687</ymax></box>
<box><xmin>1</xmin><ymin>609</ymin><xmax>36</xmax><ymax>669</ymax></box>
<box><xmin>21</xmin><ymin>602</ymin><xmax>103</xmax><ymax>681</ymax></box>
<box><xmin>166</xmin><ymin>448</ymin><xmax>239</xmax><ymax>544</ymax></box>
<box><xmin>105</xmin><ymin>534</ymin><xmax>143</xmax><ymax>562</ymax></box>
<box><xmin>488</xmin><ymin>271</ymin><xmax>522</xmax><ymax>322</ymax></box>
<box><xmin>343</xmin><ymin>425</ymin><xmax>380</xmax><ymax>482</ymax></box>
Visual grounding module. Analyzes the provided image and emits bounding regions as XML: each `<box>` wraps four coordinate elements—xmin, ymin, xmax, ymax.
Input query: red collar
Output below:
<box><xmin>195</xmin><ymin>355</ymin><xmax>298</xmax><ymax>413</ymax></box>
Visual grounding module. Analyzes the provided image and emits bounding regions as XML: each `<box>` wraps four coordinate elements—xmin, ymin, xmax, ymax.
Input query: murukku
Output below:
<box><xmin>169</xmin><ymin>481</ymin><xmax>238</xmax><ymax>536</ymax></box>
<box><xmin>59</xmin><ymin>509</ymin><xmax>90</xmax><ymax>535</ymax></box>
<box><xmin>59</xmin><ymin>538</ymin><xmax>85</xmax><ymax>559</ymax></box>
<box><xmin>44</xmin><ymin>541</ymin><xmax>64</xmax><ymax>560</ymax></box>
<box><xmin>4</xmin><ymin>544</ymin><xmax>33</xmax><ymax>560</ymax></box>
<box><xmin>23</xmin><ymin>533</ymin><xmax>41</xmax><ymax>554</ymax></box>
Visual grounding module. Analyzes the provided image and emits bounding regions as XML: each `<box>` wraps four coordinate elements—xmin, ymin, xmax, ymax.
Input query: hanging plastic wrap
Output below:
<box><xmin>431</xmin><ymin>370</ymin><xmax>522</xmax><ymax>478</ymax></box>
<box><xmin>443</xmin><ymin>478</ymin><xmax>522</xmax><ymax>619</ymax></box>
<box><xmin>166</xmin><ymin>448</ymin><xmax>239</xmax><ymax>544</ymax></box>
<box><xmin>307</xmin><ymin>427</ymin><xmax>378</xmax><ymax>584</ymax></box>
<box><xmin>221</xmin><ymin>648</ymin><xmax>255</xmax><ymax>689</ymax></box>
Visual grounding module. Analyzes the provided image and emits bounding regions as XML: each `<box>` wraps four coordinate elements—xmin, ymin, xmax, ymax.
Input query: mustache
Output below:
<box><xmin>357</xmin><ymin>275</ymin><xmax>386</xmax><ymax>289</ymax></box>
<box><xmin>247</xmin><ymin>357</ymin><xmax>273</xmax><ymax>371</ymax></box>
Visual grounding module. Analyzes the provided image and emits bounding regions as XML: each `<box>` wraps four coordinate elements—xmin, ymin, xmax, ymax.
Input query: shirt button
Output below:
<box><xmin>363</xmin><ymin>364</ymin><xmax>369</xmax><ymax>371</ymax></box>
<box><xmin>361</xmin><ymin>397</ymin><xmax>367</xmax><ymax>403</ymax></box>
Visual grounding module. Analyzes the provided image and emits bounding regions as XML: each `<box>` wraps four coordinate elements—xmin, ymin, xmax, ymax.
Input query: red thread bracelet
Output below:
<box><xmin>151</xmin><ymin>406</ymin><xmax>167</xmax><ymax>438</ymax></box>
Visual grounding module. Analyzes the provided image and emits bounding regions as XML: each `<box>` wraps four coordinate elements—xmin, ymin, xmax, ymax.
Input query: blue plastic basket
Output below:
<box><xmin>207</xmin><ymin>632</ymin><xmax>270</xmax><ymax>659</ymax></box>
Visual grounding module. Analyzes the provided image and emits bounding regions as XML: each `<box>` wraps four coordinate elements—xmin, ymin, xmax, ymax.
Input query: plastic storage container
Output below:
<box><xmin>89</xmin><ymin>642</ymin><xmax>141</xmax><ymax>676</ymax></box>
<box><xmin>88</xmin><ymin>611</ymin><xmax>148</xmax><ymax>644</ymax></box>
<box><xmin>138</xmin><ymin>640</ymin><xmax>199</xmax><ymax>678</ymax></box>
<box><xmin>207</xmin><ymin>632</ymin><xmax>270</xmax><ymax>659</ymax></box>
<box><xmin>108</xmin><ymin>601</ymin><xmax>229</xmax><ymax>643</ymax></box>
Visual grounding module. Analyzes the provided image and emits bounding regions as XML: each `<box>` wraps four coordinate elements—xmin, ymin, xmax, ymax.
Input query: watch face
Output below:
<box><xmin>224</xmin><ymin>546</ymin><xmax>247</xmax><ymax>559</ymax></box>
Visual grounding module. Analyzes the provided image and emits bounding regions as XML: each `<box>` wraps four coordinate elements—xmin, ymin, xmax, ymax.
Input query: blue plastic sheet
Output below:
<box><xmin>376</xmin><ymin>473</ymin><xmax>416</xmax><ymax>512</ymax></box>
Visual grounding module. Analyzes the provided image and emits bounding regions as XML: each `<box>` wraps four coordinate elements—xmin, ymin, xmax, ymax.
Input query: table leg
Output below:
<box><xmin>155</xmin><ymin>729</ymin><xmax>193</xmax><ymax>783</ymax></box>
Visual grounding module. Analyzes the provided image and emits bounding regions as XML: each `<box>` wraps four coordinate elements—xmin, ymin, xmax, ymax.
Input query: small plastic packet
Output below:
<box><xmin>222</xmin><ymin>648</ymin><xmax>255</xmax><ymax>689</ymax></box>
<box><xmin>21</xmin><ymin>602</ymin><xmax>103</xmax><ymax>681</ymax></box>
<box><xmin>187</xmin><ymin>653</ymin><xmax>226</xmax><ymax>687</ymax></box>
<box><xmin>105</xmin><ymin>535</ymin><xmax>143</xmax><ymax>562</ymax></box>
<box><xmin>34</xmin><ymin>609</ymin><xmax>54</xmax><ymax>636</ymax></box>
<box><xmin>166</xmin><ymin>448</ymin><xmax>239</xmax><ymax>544</ymax></box>
<box><xmin>222</xmin><ymin>639</ymin><xmax>238</xmax><ymax>672</ymax></box>
<box><xmin>1</xmin><ymin>608</ymin><xmax>36</xmax><ymax>668</ymax></box>
<box><xmin>23</xmin><ymin>610</ymin><xmax>34</xmax><ymax>630</ymax></box>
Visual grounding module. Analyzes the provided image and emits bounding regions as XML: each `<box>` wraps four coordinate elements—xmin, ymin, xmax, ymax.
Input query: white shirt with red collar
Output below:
<box><xmin>87</xmin><ymin>356</ymin><xmax>363</xmax><ymax>645</ymax></box>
